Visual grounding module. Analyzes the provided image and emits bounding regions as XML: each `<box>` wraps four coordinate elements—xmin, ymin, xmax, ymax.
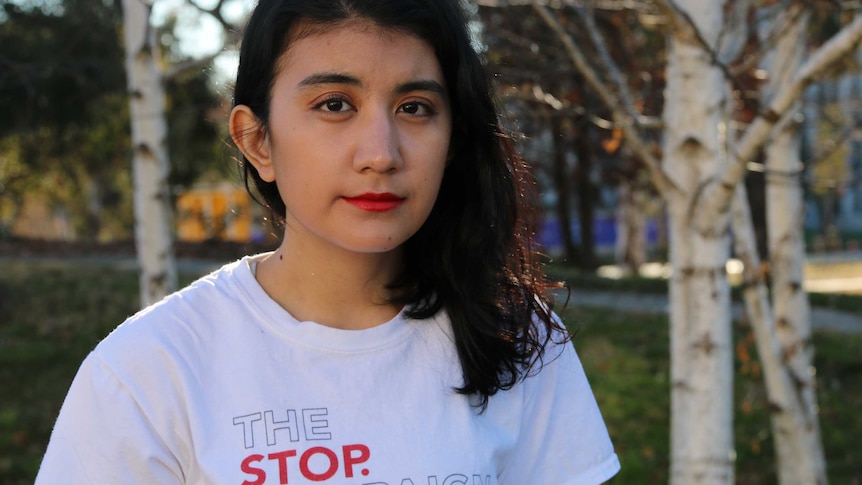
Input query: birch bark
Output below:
<box><xmin>759</xmin><ymin>7</ymin><xmax>828</xmax><ymax>484</ymax></box>
<box><xmin>615</xmin><ymin>179</ymin><xmax>647</xmax><ymax>275</ymax></box>
<box><xmin>122</xmin><ymin>0</ymin><xmax>177</xmax><ymax>306</ymax></box>
<box><xmin>662</xmin><ymin>1</ymin><xmax>734</xmax><ymax>483</ymax></box>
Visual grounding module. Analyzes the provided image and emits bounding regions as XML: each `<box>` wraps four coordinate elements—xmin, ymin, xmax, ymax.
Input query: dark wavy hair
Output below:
<box><xmin>233</xmin><ymin>0</ymin><xmax>566</xmax><ymax>409</ymax></box>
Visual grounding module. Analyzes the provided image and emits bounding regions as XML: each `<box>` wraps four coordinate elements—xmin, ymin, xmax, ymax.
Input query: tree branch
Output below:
<box><xmin>695</xmin><ymin>12</ymin><xmax>862</xmax><ymax>220</ymax></box>
<box><xmin>161</xmin><ymin>0</ymin><xmax>243</xmax><ymax>80</ymax></box>
<box><xmin>163</xmin><ymin>53</ymin><xmax>218</xmax><ymax>79</ymax></box>
<box><xmin>483</xmin><ymin>21</ymin><xmax>663</xmax><ymax>128</ymax></box>
<box><xmin>731</xmin><ymin>1</ymin><xmax>807</xmax><ymax>77</ymax></box>
<box><xmin>570</xmin><ymin>3</ymin><xmax>639</xmax><ymax>118</ymax></box>
<box><xmin>486</xmin><ymin>0</ymin><xmax>664</xmax><ymax>13</ymax></box>
<box><xmin>531</xmin><ymin>1</ymin><xmax>682</xmax><ymax>195</ymax></box>
<box><xmin>184</xmin><ymin>0</ymin><xmax>243</xmax><ymax>46</ymax></box>
<box><xmin>507</xmin><ymin>83</ymin><xmax>617</xmax><ymax>129</ymax></box>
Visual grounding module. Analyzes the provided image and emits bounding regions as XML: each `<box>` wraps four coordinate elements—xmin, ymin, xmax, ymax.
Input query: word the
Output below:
<box><xmin>234</xmin><ymin>408</ymin><xmax>331</xmax><ymax>449</ymax></box>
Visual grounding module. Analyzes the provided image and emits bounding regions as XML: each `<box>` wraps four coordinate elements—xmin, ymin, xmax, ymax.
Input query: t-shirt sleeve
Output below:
<box><xmin>35</xmin><ymin>352</ymin><xmax>184</xmax><ymax>485</ymax></box>
<box><xmin>497</xmin><ymin>331</ymin><xmax>620</xmax><ymax>485</ymax></box>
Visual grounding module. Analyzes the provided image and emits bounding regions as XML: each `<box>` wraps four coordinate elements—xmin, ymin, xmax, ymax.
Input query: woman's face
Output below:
<box><xmin>234</xmin><ymin>20</ymin><xmax>452</xmax><ymax>256</ymax></box>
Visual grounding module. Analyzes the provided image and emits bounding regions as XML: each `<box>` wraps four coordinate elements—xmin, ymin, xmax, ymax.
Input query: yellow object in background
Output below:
<box><xmin>176</xmin><ymin>185</ymin><xmax>254</xmax><ymax>243</ymax></box>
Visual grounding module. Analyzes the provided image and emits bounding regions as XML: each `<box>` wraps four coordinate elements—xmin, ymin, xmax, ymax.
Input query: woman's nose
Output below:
<box><xmin>352</xmin><ymin>110</ymin><xmax>403</xmax><ymax>173</ymax></box>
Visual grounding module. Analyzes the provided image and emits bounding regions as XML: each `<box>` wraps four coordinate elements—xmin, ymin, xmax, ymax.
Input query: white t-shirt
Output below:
<box><xmin>35</xmin><ymin>256</ymin><xmax>620</xmax><ymax>485</ymax></box>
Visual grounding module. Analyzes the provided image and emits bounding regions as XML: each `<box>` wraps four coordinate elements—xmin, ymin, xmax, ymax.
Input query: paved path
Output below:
<box><xmin>0</xmin><ymin>254</ymin><xmax>224</xmax><ymax>275</ymax></box>
<box><xmin>4</xmin><ymin>255</ymin><xmax>859</xmax><ymax>334</ymax></box>
<box><xmin>561</xmin><ymin>290</ymin><xmax>862</xmax><ymax>335</ymax></box>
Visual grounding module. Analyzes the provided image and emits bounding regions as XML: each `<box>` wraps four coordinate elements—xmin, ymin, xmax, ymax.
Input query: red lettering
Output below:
<box><xmin>299</xmin><ymin>446</ymin><xmax>338</xmax><ymax>481</ymax></box>
<box><xmin>268</xmin><ymin>450</ymin><xmax>298</xmax><ymax>484</ymax></box>
<box><xmin>342</xmin><ymin>444</ymin><xmax>371</xmax><ymax>478</ymax></box>
<box><xmin>242</xmin><ymin>444</ymin><xmax>372</xmax><ymax>483</ymax></box>
<box><xmin>240</xmin><ymin>454</ymin><xmax>266</xmax><ymax>485</ymax></box>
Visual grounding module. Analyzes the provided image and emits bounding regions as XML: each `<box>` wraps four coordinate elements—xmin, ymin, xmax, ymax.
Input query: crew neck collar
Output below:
<box><xmin>229</xmin><ymin>254</ymin><xmax>416</xmax><ymax>354</ymax></box>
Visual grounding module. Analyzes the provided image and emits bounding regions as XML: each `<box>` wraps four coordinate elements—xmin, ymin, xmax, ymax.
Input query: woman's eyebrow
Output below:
<box><xmin>297</xmin><ymin>73</ymin><xmax>446</xmax><ymax>97</ymax></box>
<box><xmin>396</xmin><ymin>80</ymin><xmax>447</xmax><ymax>96</ymax></box>
<box><xmin>298</xmin><ymin>72</ymin><xmax>362</xmax><ymax>89</ymax></box>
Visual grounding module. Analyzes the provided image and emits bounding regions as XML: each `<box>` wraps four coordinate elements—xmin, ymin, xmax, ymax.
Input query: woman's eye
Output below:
<box><xmin>315</xmin><ymin>97</ymin><xmax>352</xmax><ymax>113</ymax></box>
<box><xmin>326</xmin><ymin>99</ymin><xmax>346</xmax><ymax>111</ymax></box>
<box><xmin>399</xmin><ymin>102</ymin><xmax>434</xmax><ymax>116</ymax></box>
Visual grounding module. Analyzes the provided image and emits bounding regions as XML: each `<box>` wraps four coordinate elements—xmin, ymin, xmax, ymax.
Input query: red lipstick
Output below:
<box><xmin>343</xmin><ymin>192</ymin><xmax>405</xmax><ymax>212</ymax></box>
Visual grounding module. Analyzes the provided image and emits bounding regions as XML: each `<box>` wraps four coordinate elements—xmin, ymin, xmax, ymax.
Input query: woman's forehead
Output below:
<box><xmin>276</xmin><ymin>19</ymin><xmax>440</xmax><ymax>78</ymax></box>
<box><xmin>285</xmin><ymin>18</ymin><xmax>425</xmax><ymax>54</ymax></box>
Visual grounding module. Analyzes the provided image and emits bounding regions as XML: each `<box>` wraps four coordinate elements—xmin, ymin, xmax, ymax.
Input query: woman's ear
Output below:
<box><xmin>230</xmin><ymin>105</ymin><xmax>275</xmax><ymax>182</ymax></box>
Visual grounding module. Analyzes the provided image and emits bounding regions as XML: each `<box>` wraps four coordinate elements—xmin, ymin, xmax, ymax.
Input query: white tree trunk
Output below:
<box><xmin>760</xmin><ymin>7</ymin><xmax>828</xmax><ymax>484</ymax></box>
<box><xmin>615</xmin><ymin>180</ymin><xmax>647</xmax><ymax>275</ymax></box>
<box><xmin>731</xmin><ymin>181</ymin><xmax>827</xmax><ymax>485</ymax></box>
<box><xmin>122</xmin><ymin>0</ymin><xmax>177</xmax><ymax>306</ymax></box>
<box><xmin>663</xmin><ymin>1</ymin><xmax>734</xmax><ymax>484</ymax></box>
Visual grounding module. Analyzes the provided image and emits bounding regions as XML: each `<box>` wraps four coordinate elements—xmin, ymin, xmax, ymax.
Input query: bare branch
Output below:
<box><xmin>809</xmin><ymin>122</ymin><xmax>855</xmax><ymax>167</ymax></box>
<box><xmin>164</xmin><ymin>53</ymin><xmax>218</xmax><ymax>79</ymax></box>
<box><xmin>715</xmin><ymin>0</ymin><xmax>752</xmax><ymax>65</ymax></box>
<box><xmin>185</xmin><ymin>0</ymin><xmax>242</xmax><ymax>45</ymax></box>
<box><xmin>483</xmin><ymin>20</ymin><xmax>663</xmax><ymax>128</ymax></box>
<box><xmin>570</xmin><ymin>4</ymin><xmax>639</xmax><ymax>117</ymax></box>
<box><xmin>696</xmin><ymin>13</ymin><xmax>862</xmax><ymax>220</ymax></box>
<box><xmin>519</xmin><ymin>84</ymin><xmax>663</xmax><ymax>129</ymax></box>
<box><xmin>506</xmin><ymin>83</ymin><xmax>617</xmax><ymax>129</ymax></box>
<box><xmin>654</xmin><ymin>0</ymin><xmax>758</xmax><ymax>114</ymax></box>
<box><xmin>187</xmin><ymin>0</ymin><xmax>228</xmax><ymax>29</ymax></box>
<box><xmin>480</xmin><ymin>0</ymin><xmax>662</xmax><ymax>12</ymax></box>
<box><xmin>484</xmin><ymin>22</ymin><xmax>547</xmax><ymax>54</ymax></box>
<box><xmin>531</xmin><ymin>1</ymin><xmax>682</xmax><ymax>195</ymax></box>
<box><xmin>731</xmin><ymin>184</ymin><xmax>769</xmax><ymax>290</ymax></box>
<box><xmin>732</xmin><ymin>1</ymin><xmax>807</xmax><ymax>77</ymax></box>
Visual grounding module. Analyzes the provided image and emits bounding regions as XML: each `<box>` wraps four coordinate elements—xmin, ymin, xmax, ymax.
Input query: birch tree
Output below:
<box><xmin>122</xmin><ymin>0</ymin><xmax>177</xmax><ymax>306</ymax></box>
<box><xmin>121</xmin><ymin>0</ymin><xmax>245</xmax><ymax>306</ymax></box>
<box><xmin>730</xmin><ymin>7</ymin><xmax>828</xmax><ymax>483</ymax></box>
<box><xmin>759</xmin><ymin>5</ymin><xmax>827</xmax><ymax>483</ymax></box>
<box><xmin>523</xmin><ymin>1</ymin><xmax>862</xmax><ymax>483</ymax></box>
<box><xmin>528</xmin><ymin>3</ymin><xmax>732</xmax><ymax>478</ymax></box>
<box><xmin>615</xmin><ymin>176</ymin><xmax>650</xmax><ymax>274</ymax></box>
<box><xmin>661</xmin><ymin>3</ymin><xmax>736</xmax><ymax>482</ymax></box>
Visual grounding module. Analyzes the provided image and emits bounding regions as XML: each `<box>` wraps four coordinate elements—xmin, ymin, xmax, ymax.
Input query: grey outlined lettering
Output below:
<box><xmin>303</xmin><ymin>408</ymin><xmax>332</xmax><ymax>441</ymax></box>
<box><xmin>264</xmin><ymin>409</ymin><xmax>301</xmax><ymax>445</ymax></box>
<box><xmin>233</xmin><ymin>413</ymin><xmax>263</xmax><ymax>449</ymax></box>
<box><xmin>234</xmin><ymin>407</ymin><xmax>332</xmax><ymax>449</ymax></box>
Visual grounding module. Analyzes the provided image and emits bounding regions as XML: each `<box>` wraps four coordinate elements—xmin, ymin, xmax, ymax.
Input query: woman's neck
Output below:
<box><xmin>254</xmin><ymin>239</ymin><xmax>404</xmax><ymax>330</ymax></box>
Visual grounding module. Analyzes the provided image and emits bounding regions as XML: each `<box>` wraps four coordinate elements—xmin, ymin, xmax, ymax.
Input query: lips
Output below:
<box><xmin>342</xmin><ymin>192</ymin><xmax>405</xmax><ymax>212</ymax></box>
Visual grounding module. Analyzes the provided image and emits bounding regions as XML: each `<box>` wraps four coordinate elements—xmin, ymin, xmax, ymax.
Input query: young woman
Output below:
<box><xmin>36</xmin><ymin>0</ymin><xmax>620</xmax><ymax>483</ymax></box>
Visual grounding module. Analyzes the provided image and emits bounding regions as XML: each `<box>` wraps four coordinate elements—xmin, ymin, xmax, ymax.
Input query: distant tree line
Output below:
<box><xmin>0</xmin><ymin>0</ymin><xmax>227</xmax><ymax>241</ymax></box>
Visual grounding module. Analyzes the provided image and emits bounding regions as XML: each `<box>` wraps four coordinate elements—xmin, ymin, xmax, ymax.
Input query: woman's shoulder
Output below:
<box><xmin>91</xmin><ymin>257</ymin><xmax>259</xmax><ymax>371</ymax></box>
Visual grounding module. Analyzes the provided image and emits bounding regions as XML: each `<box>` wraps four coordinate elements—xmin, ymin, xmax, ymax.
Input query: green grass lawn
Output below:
<box><xmin>567</xmin><ymin>306</ymin><xmax>862</xmax><ymax>484</ymax></box>
<box><xmin>1</xmin><ymin>261</ymin><xmax>860</xmax><ymax>484</ymax></box>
